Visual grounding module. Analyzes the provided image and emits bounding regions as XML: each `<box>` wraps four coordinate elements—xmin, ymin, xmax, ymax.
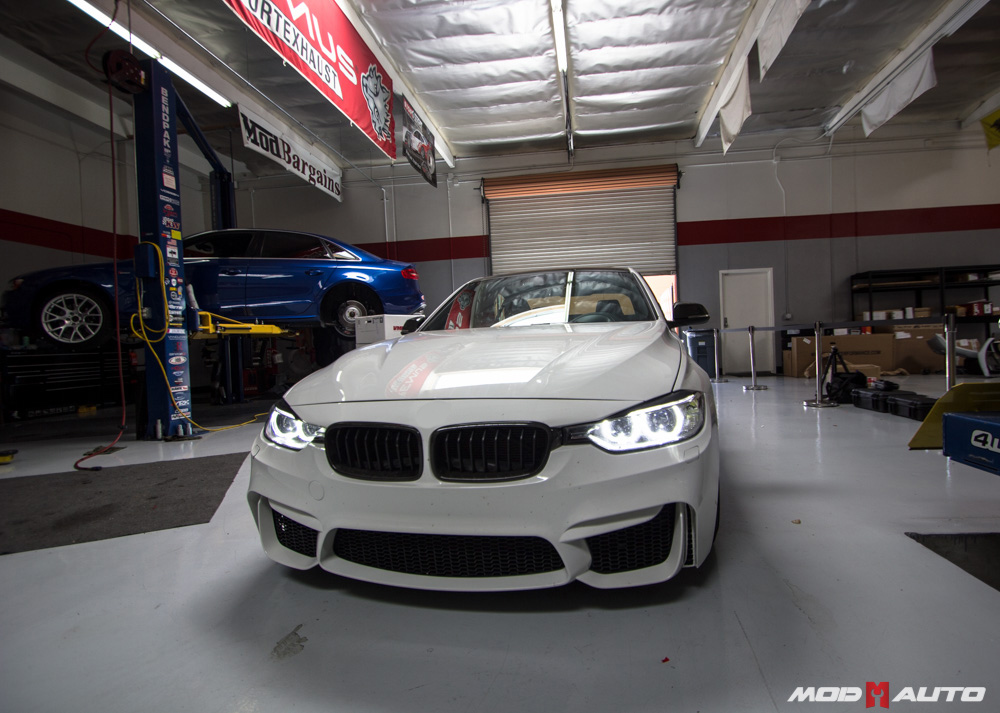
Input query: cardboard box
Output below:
<box><xmin>860</xmin><ymin>309</ymin><xmax>907</xmax><ymax>321</ymax></box>
<box><xmin>893</xmin><ymin>328</ymin><xmax>945</xmax><ymax>374</ymax></box>
<box><xmin>789</xmin><ymin>334</ymin><xmax>895</xmax><ymax>377</ymax></box>
<box><xmin>851</xmin><ymin>363</ymin><xmax>882</xmax><ymax>380</ymax></box>
<box><xmin>356</xmin><ymin>314</ymin><xmax>414</xmax><ymax>345</ymax></box>
<box><xmin>788</xmin><ymin>336</ymin><xmax>817</xmax><ymax>377</ymax></box>
<box><xmin>803</xmin><ymin>361</ymin><xmax>881</xmax><ymax>380</ymax></box>
<box><xmin>943</xmin><ymin>412</ymin><xmax>1000</xmax><ymax>475</ymax></box>
<box><xmin>963</xmin><ymin>301</ymin><xmax>993</xmax><ymax>316</ymax></box>
<box><xmin>824</xmin><ymin>334</ymin><xmax>896</xmax><ymax>372</ymax></box>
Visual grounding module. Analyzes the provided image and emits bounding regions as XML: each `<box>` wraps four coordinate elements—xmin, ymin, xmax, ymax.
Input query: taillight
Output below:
<box><xmin>401</xmin><ymin>267</ymin><xmax>419</xmax><ymax>280</ymax></box>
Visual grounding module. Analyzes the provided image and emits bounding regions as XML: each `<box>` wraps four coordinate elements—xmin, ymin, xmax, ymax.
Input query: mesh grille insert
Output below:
<box><xmin>586</xmin><ymin>504</ymin><xmax>676</xmax><ymax>574</ymax></box>
<box><xmin>333</xmin><ymin>529</ymin><xmax>563</xmax><ymax>578</ymax></box>
<box><xmin>325</xmin><ymin>423</ymin><xmax>422</xmax><ymax>481</ymax></box>
<box><xmin>432</xmin><ymin>423</ymin><xmax>552</xmax><ymax>481</ymax></box>
<box><xmin>272</xmin><ymin>510</ymin><xmax>318</xmax><ymax>558</ymax></box>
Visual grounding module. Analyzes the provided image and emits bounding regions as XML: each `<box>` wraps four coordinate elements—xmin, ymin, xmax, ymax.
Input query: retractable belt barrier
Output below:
<box><xmin>708</xmin><ymin>316</ymin><xmax>966</xmax><ymax>404</ymax></box>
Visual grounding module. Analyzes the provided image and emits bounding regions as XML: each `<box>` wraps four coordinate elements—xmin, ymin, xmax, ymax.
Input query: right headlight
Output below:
<box><xmin>584</xmin><ymin>392</ymin><xmax>705</xmax><ymax>453</ymax></box>
<box><xmin>264</xmin><ymin>399</ymin><xmax>325</xmax><ymax>450</ymax></box>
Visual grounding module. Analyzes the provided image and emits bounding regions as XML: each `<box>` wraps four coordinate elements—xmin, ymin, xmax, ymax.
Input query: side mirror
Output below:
<box><xmin>669</xmin><ymin>302</ymin><xmax>710</xmax><ymax>327</ymax></box>
<box><xmin>400</xmin><ymin>315</ymin><xmax>426</xmax><ymax>335</ymax></box>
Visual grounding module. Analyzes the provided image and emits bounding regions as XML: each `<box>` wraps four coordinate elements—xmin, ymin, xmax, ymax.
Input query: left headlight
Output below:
<box><xmin>585</xmin><ymin>392</ymin><xmax>705</xmax><ymax>453</ymax></box>
<box><xmin>264</xmin><ymin>399</ymin><xmax>325</xmax><ymax>450</ymax></box>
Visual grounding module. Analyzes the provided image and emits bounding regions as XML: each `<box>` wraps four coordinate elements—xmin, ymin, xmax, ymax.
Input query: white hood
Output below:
<box><xmin>287</xmin><ymin>323</ymin><xmax>685</xmax><ymax>406</ymax></box>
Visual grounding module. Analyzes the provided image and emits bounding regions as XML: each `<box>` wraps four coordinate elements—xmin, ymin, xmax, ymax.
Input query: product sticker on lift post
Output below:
<box><xmin>163</xmin><ymin>232</ymin><xmax>190</xmax><ymax>421</ymax></box>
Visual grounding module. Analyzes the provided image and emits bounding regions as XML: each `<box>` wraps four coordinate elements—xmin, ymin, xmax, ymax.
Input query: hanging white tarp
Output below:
<box><xmin>861</xmin><ymin>49</ymin><xmax>937</xmax><ymax>136</ymax></box>
<box><xmin>719</xmin><ymin>58</ymin><xmax>751</xmax><ymax>154</ymax></box>
<box><xmin>757</xmin><ymin>0</ymin><xmax>810</xmax><ymax>80</ymax></box>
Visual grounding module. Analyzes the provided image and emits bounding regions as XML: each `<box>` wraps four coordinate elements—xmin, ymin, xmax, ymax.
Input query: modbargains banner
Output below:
<box><xmin>223</xmin><ymin>0</ymin><xmax>395</xmax><ymax>159</ymax></box>
<box><xmin>239</xmin><ymin>105</ymin><xmax>343</xmax><ymax>201</ymax></box>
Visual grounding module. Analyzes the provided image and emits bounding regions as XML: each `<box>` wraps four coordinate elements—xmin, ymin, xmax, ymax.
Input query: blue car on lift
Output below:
<box><xmin>1</xmin><ymin>229</ymin><xmax>425</xmax><ymax>348</ymax></box>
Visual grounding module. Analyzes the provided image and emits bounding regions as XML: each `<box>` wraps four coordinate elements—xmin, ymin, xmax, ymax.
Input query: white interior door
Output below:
<box><xmin>720</xmin><ymin>268</ymin><xmax>775</xmax><ymax>375</ymax></box>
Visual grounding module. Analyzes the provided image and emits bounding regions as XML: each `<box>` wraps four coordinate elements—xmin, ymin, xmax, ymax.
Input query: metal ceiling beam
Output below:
<box><xmin>0</xmin><ymin>36</ymin><xmax>221</xmax><ymax>176</ymax></box>
<box><xmin>694</xmin><ymin>0</ymin><xmax>778</xmax><ymax>148</ymax></box>
<box><xmin>824</xmin><ymin>0</ymin><xmax>990</xmax><ymax>136</ymax></box>
<box><xmin>960</xmin><ymin>88</ymin><xmax>1000</xmax><ymax>130</ymax></box>
<box><xmin>62</xmin><ymin>0</ymin><xmax>368</xmax><ymax>181</ymax></box>
<box><xmin>337</xmin><ymin>0</ymin><xmax>456</xmax><ymax>168</ymax></box>
<box><xmin>0</xmin><ymin>50</ymin><xmax>130</xmax><ymax>139</ymax></box>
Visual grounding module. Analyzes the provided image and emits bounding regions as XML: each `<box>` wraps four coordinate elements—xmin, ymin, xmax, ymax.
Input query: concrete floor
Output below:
<box><xmin>1</xmin><ymin>375</ymin><xmax>999</xmax><ymax>712</ymax></box>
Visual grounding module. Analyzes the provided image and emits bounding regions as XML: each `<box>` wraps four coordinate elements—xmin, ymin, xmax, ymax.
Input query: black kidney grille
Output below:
<box><xmin>333</xmin><ymin>529</ymin><xmax>564</xmax><ymax>578</ymax></box>
<box><xmin>432</xmin><ymin>424</ymin><xmax>552</xmax><ymax>481</ymax></box>
<box><xmin>325</xmin><ymin>423</ymin><xmax>422</xmax><ymax>480</ymax></box>
<box><xmin>272</xmin><ymin>510</ymin><xmax>318</xmax><ymax>558</ymax></box>
<box><xmin>586</xmin><ymin>504</ymin><xmax>676</xmax><ymax>574</ymax></box>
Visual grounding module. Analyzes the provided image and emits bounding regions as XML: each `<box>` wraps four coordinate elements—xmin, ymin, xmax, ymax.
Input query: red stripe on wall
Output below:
<box><xmin>0</xmin><ymin>208</ymin><xmax>137</xmax><ymax>259</ymax></box>
<box><xmin>356</xmin><ymin>235</ymin><xmax>489</xmax><ymax>262</ymax></box>
<box><xmin>4</xmin><ymin>204</ymin><xmax>994</xmax><ymax>262</ymax></box>
<box><xmin>676</xmin><ymin>203</ymin><xmax>1000</xmax><ymax>246</ymax></box>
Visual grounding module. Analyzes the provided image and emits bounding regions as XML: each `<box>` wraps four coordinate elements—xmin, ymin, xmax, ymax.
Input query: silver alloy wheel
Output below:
<box><xmin>40</xmin><ymin>292</ymin><xmax>106</xmax><ymax>344</ymax></box>
<box><xmin>336</xmin><ymin>299</ymin><xmax>368</xmax><ymax>336</ymax></box>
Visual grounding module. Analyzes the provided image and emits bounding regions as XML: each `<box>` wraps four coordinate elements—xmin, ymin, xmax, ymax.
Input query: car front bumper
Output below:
<box><xmin>247</xmin><ymin>397</ymin><xmax>719</xmax><ymax>591</ymax></box>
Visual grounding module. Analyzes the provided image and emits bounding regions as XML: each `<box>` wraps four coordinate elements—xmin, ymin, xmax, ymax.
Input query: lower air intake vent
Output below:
<box><xmin>586</xmin><ymin>504</ymin><xmax>676</xmax><ymax>574</ymax></box>
<box><xmin>431</xmin><ymin>423</ymin><xmax>552</xmax><ymax>481</ymax></box>
<box><xmin>325</xmin><ymin>423</ymin><xmax>422</xmax><ymax>481</ymax></box>
<box><xmin>272</xmin><ymin>510</ymin><xmax>318</xmax><ymax>557</ymax></box>
<box><xmin>333</xmin><ymin>529</ymin><xmax>563</xmax><ymax>578</ymax></box>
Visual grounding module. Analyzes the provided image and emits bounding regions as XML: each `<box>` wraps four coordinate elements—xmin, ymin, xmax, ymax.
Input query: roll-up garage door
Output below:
<box><xmin>483</xmin><ymin>165</ymin><xmax>678</xmax><ymax>276</ymax></box>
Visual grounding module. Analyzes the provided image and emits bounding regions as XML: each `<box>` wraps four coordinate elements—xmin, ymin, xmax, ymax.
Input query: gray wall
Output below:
<box><xmin>2</xmin><ymin>74</ymin><xmax>997</xmax><ymax>340</ymax></box>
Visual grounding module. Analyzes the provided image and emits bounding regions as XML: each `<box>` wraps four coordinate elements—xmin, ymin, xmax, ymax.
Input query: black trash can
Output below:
<box><xmin>685</xmin><ymin>329</ymin><xmax>716</xmax><ymax>375</ymax></box>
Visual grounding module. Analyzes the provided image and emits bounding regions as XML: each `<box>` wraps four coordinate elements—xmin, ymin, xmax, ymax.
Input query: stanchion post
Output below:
<box><xmin>945</xmin><ymin>313</ymin><xmax>957</xmax><ymax>391</ymax></box>
<box><xmin>744</xmin><ymin>325</ymin><xmax>767</xmax><ymax>392</ymax></box>
<box><xmin>711</xmin><ymin>328</ymin><xmax>728</xmax><ymax>383</ymax></box>
<box><xmin>804</xmin><ymin>320</ymin><xmax>837</xmax><ymax>408</ymax></box>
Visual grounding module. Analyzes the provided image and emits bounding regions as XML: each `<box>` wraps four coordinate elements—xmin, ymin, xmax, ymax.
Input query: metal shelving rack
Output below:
<box><xmin>850</xmin><ymin>264</ymin><xmax>1000</xmax><ymax>336</ymax></box>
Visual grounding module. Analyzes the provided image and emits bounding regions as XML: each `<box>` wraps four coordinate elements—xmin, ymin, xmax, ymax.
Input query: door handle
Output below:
<box><xmin>305</xmin><ymin>269</ymin><xmax>323</xmax><ymax>276</ymax></box>
<box><xmin>724</xmin><ymin>317</ymin><xmax>729</xmax><ymax>328</ymax></box>
<box><xmin>222</xmin><ymin>268</ymin><xmax>242</xmax><ymax>275</ymax></box>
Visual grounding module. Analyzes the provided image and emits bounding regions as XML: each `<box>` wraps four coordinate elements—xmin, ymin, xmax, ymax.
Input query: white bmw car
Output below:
<box><xmin>248</xmin><ymin>268</ymin><xmax>720</xmax><ymax>591</ymax></box>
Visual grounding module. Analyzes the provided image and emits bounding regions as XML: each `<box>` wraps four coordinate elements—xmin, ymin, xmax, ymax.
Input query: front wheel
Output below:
<box><xmin>36</xmin><ymin>288</ymin><xmax>114</xmax><ymax>348</ymax></box>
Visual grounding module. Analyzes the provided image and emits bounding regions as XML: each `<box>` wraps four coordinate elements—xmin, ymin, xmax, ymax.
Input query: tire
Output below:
<box><xmin>35</xmin><ymin>287</ymin><xmax>114</xmax><ymax>348</ymax></box>
<box><xmin>324</xmin><ymin>284</ymin><xmax>382</xmax><ymax>339</ymax></box>
<box><xmin>712</xmin><ymin>484</ymin><xmax>721</xmax><ymax>546</ymax></box>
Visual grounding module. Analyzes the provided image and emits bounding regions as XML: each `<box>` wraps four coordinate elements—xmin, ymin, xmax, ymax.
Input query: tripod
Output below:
<box><xmin>819</xmin><ymin>345</ymin><xmax>865</xmax><ymax>403</ymax></box>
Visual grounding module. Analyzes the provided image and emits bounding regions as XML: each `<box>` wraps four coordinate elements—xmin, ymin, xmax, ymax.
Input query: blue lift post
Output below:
<box><xmin>133</xmin><ymin>59</ymin><xmax>192</xmax><ymax>439</ymax></box>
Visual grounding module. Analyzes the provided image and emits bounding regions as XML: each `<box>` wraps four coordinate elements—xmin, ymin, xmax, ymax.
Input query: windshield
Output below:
<box><xmin>422</xmin><ymin>270</ymin><xmax>657</xmax><ymax>331</ymax></box>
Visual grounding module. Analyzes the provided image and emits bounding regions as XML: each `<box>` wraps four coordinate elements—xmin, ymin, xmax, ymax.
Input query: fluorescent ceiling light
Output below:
<box><xmin>159</xmin><ymin>57</ymin><xmax>232</xmax><ymax>108</ymax></box>
<box><xmin>65</xmin><ymin>0</ymin><xmax>160</xmax><ymax>58</ymax></box>
<box><xmin>550</xmin><ymin>0</ymin><xmax>568</xmax><ymax>73</ymax></box>
<box><xmin>64</xmin><ymin>0</ymin><xmax>231</xmax><ymax>108</ymax></box>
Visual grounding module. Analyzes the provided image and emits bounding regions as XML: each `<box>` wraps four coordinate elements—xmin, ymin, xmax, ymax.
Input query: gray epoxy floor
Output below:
<box><xmin>1</xmin><ymin>375</ymin><xmax>999</xmax><ymax>712</ymax></box>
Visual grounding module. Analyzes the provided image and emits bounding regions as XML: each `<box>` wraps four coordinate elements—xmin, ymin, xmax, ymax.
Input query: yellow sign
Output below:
<box><xmin>982</xmin><ymin>106</ymin><xmax>1000</xmax><ymax>151</ymax></box>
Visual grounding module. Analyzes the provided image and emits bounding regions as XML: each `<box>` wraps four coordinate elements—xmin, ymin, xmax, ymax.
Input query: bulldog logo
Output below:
<box><xmin>361</xmin><ymin>64</ymin><xmax>392</xmax><ymax>143</ymax></box>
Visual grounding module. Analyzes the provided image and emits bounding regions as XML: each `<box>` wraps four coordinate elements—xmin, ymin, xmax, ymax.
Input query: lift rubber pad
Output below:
<box><xmin>0</xmin><ymin>452</ymin><xmax>247</xmax><ymax>555</ymax></box>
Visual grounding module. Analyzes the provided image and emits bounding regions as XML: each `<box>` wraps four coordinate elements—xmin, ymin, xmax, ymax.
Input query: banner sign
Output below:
<box><xmin>239</xmin><ymin>105</ymin><xmax>344</xmax><ymax>201</ymax></box>
<box><xmin>223</xmin><ymin>0</ymin><xmax>396</xmax><ymax>158</ymax></box>
<box><xmin>402</xmin><ymin>96</ymin><xmax>437</xmax><ymax>187</ymax></box>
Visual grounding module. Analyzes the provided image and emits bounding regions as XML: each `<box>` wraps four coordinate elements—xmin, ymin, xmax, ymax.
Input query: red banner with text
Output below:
<box><xmin>222</xmin><ymin>0</ymin><xmax>395</xmax><ymax>158</ymax></box>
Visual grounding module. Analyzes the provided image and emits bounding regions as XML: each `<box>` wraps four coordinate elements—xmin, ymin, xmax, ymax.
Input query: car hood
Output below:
<box><xmin>287</xmin><ymin>322</ymin><xmax>684</xmax><ymax>405</ymax></box>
